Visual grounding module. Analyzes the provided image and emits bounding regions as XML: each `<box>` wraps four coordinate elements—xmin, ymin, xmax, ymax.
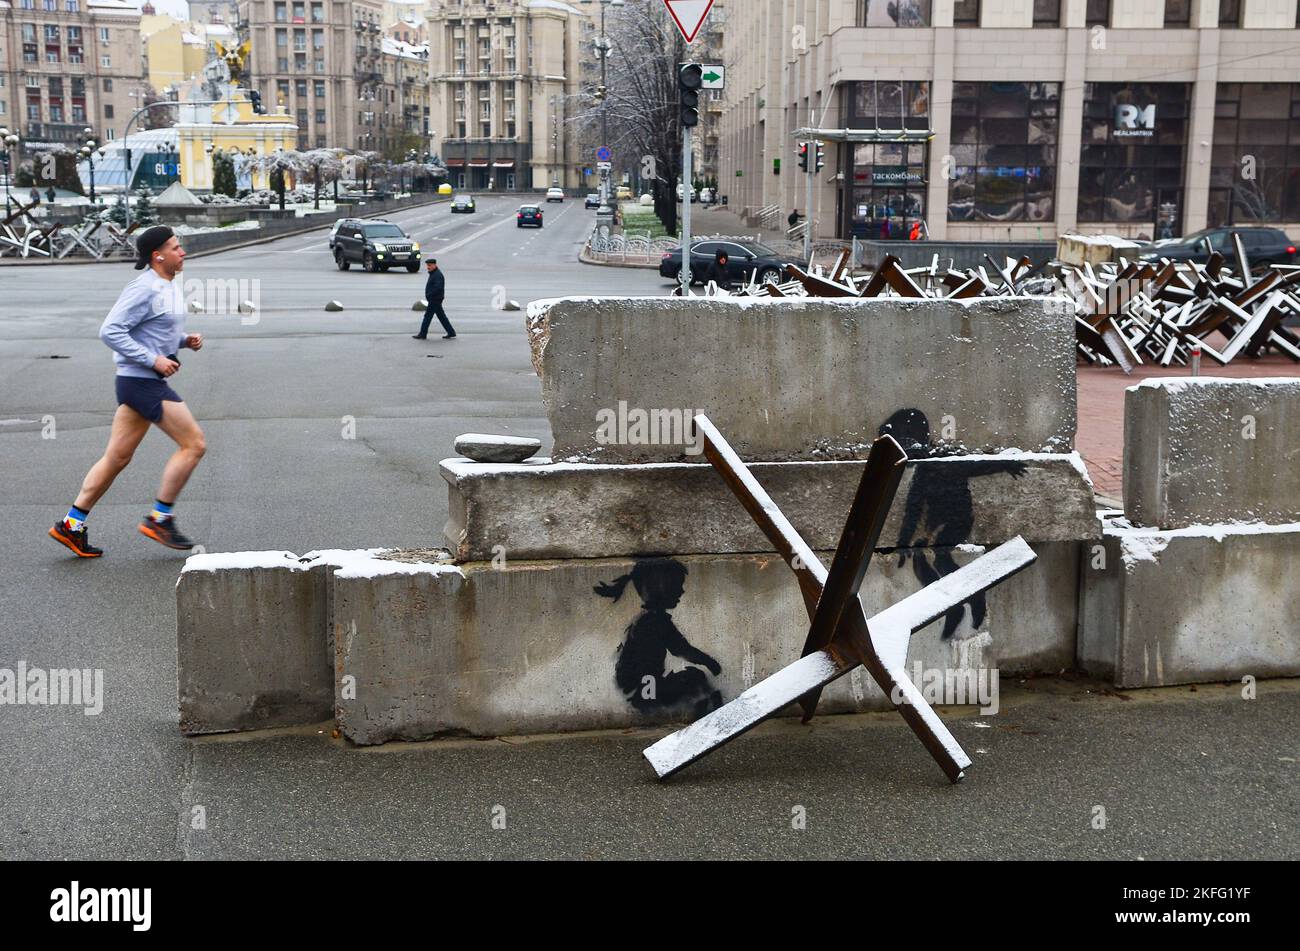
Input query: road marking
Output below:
<box><xmin>436</xmin><ymin>213</ymin><xmax>517</xmax><ymax>255</ymax></box>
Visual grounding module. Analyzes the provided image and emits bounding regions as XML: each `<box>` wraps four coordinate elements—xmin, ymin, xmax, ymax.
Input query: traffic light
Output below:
<box><xmin>678</xmin><ymin>63</ymin><xmax>702</xmax><ymax>128</ymax></box>
<box><xmin>249</xmin><ymin>90</ymin><xmax>264</xmax><ymax>115</ymax></box>
<box><xmin>797</xmin><ymin>141</ymin><xmax>809</xmax><ymax>172</ymax></box>
<box><xmin>814</xmin><ymin>141</ymin><xmax>825</xmax><ymax>172</ymax></box>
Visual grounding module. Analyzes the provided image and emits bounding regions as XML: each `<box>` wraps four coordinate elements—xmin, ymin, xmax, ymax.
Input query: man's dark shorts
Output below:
<box><xmin>115</xmin><ymin>377</ymin><xmax>182</xmax><ymax>423</ymax></box>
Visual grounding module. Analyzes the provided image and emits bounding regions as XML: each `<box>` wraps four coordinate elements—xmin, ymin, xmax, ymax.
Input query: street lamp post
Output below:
<box><xmin>77</xmin><ymin>127</ymin><xmax>100</xmax><ymax>203</ymax></box>
<box><xmin>590</xmin><ymin>0</ymin><xmax>623</xmax><ymax>206</ymax></box>
<box><xmin>0</xmin><ymin>126</ymin><xmax>20</xmax><ymax>214</ymax></box>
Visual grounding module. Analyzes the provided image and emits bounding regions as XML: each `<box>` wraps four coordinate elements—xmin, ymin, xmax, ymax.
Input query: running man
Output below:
<box><xmin>48</xmin><ymin>225</ymin><xmax>206</xmax><ymax>557</ymax></box>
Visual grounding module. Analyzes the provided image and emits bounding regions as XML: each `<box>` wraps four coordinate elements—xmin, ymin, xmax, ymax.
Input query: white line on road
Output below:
<box><xmin>435</xmin><ymin>213</ymin><xmax>517</xmax><ymax>255</ymax></box>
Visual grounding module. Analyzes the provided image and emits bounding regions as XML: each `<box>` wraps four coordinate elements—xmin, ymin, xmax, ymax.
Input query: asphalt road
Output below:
<box><xmin>0</xmin><ymin>197</ymin><xmax>1296</xmax><ymax>860</ymax></box>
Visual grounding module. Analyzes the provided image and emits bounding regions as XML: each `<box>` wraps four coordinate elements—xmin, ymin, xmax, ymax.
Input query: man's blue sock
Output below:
<box><xmin>149</xmin><ymin>499</ymin><xmax>174</xmax><ymax>523</ymax></box>
<box><xmin>64</xmin><ymin>505</ymin><xmax>89</xmax><ymax>531</ymax></box>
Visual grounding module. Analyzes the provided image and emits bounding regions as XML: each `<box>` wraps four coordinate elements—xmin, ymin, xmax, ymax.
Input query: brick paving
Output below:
<box><xmin>1076</xmin><ymin>354</ymin><xmax>1300</xmax><ymax>501</ymax></box>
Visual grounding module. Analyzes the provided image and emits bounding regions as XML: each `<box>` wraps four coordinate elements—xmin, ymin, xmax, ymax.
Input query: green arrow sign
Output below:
<box><xmin>700</xmin><ymin>65</ymin><xmax>725</xmax><ymax>90</ymax></box>
<box><xmin>703</xmin><ymin>71</ymin><xmax>721</xmax><ymax>83</ymax></box>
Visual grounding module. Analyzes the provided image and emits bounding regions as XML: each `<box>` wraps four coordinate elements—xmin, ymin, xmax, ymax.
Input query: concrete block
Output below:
<box><xmin>1123</xmin><ymin>378</ymin><xmax>1300</xmax><ymax>529</ymax></box>
<box><xmin>334</xmin><ymin>542</ymin><xmax>1078</xmax><ymax>744</ymax></box>
<box><xmin>177</xmin><ymin>551</ymin><xmax>328</xmax><ymax>735</ymax></box>
<box><xmin>531</xmin><ymin>296</ymin><xmax>1077</xmax><ymax>464</ymax></box>
<box><xmin>1078</xmin><ymin>519</ymin><xmax>1300</xmax><ymax>688</ymax></box>
<box><xmin>441</xmin><ymin>452</ymin><xmax>1099</xmax><ymax>562</ymax></box>
<box><xmin>176</xmin><ymin>548</ymin><xmax>386</xmax><ymax>734</ymax></box>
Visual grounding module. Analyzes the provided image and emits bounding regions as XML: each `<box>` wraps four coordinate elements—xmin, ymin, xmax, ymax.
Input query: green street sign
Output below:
<box><xmin>700</xmin><ymin>65</ymin><xmax>725</xmax><ymax>90</ymax></box>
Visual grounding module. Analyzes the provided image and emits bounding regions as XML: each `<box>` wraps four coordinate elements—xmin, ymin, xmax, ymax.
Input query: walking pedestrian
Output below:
<box><xmin>413</xmin><ymin>258</ymin><xmax>456</xmax><ymax>340</ymax></box>
<box><xmin>705</xmin><ymin>250</ymin><xmax>733</xmax><ymax>291</ymax></box>
<box><xmin>29</xmin><ymin>186</ymin><xmax>41</xmax><ymax>206</ymax></box>
<box><xmin>48</xmin><ymin>225</ymin><xmax>206</xmax><ymax>557</ymax></box>
<box><xmin>909</xmin><ymin>220</ymin><xmax>922</xmax><ymax>241</ymax></box>
<box><xmin>787</xmin><ymin>208</ymin><xmax>803</xmax><ymax>229</ymax></box>
<box><xmin>45</xmin><ymin>185</ymin><xmax>56</xmax><ymax>204</ymax></box>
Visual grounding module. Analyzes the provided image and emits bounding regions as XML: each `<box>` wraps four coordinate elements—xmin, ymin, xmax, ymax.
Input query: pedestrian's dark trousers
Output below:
<box><xmin>419</xmin><ymin>299</ymin><xmax>455</xmax><ymax>337</ymax></box>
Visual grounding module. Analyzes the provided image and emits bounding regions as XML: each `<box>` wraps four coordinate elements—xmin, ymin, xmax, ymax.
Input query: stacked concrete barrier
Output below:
<box><xmin>1079</xmin><ymin>378</ymin><xmax>1300</xmax><ymax>688</ymax></box>
<box><xmin>178</xmin><ymin>295</ymin><xmax>1101</xmax><ymax>743</ymax></box>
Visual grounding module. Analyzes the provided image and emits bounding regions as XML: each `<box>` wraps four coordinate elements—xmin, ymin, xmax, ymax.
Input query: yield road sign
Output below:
<box><xmin>596</xmin><ymin>146</ymin><xmax>612</xmax><ymax>162</ymax></box>
<box><xmin>700</xmin><ymin>65</ymin><xmax>724</xmax><ymax>90</ymax></box>
<box><xmin>662</xmin><ymin>0</ymin><xmax>715</xmax><ymax>44</ymax></box>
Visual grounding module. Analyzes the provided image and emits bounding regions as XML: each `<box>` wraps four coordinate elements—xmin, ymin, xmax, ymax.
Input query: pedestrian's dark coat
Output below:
<box><xmin>706</xmin><ymin>255</ymin><xmax>732</xmax><ymax>290</ymax></box>
<box><xmin>425</xmin><ymin>267</ymin><xmax>445</xmax><ymax>302</ymax></box>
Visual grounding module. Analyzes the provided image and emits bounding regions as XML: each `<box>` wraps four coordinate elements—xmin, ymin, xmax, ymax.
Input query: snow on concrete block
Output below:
<box><xmin>412</xmin><ymin>299</ymin><xmax>427</xmax><ymax>311</ymax></box>
<box><xmin>1079</xmin><ymin>518</ymin><xmax>1300</xmax><ymax>688</ymax></box>
<box><xmin>440</xmin><ymin>452</ymin><xmax>1098</xmax><ymax>562</ymax></box>
<box><xmin>1124</xmin><ymin>377</ymin><xmax>1300</xmax><ymax>530</ymax></box>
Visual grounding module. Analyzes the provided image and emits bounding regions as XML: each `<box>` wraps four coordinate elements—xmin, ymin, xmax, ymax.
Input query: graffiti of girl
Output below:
<box><xmin>594</xmin><ymin>558</ymin><xmax>723</xmax><ymax>718</ymax></box>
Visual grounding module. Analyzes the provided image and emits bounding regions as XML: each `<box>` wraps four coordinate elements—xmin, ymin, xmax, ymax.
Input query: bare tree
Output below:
<box><xmin>566</xmin><ymin>0</ymin><xmax>687</xmax><ymax>233</ymax></box>
<box><xmin>300</xmin><ymin>148</ymin><xmax>343</xmax><ymax>209</ymax></box>
<box><xmin>250</xmin><ymin>148</ymin><xmax>304</xmax><ymax>210</ymax></box>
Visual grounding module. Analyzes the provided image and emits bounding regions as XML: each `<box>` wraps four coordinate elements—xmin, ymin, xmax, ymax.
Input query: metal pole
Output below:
<box><xmin>803</xmin><ymin>140</ymin><xmax>814</xmax><ymax>263</ymax></box>
<box><xmin>600</xmin><ymin>0</ymin><xmax>608</xmax><ymax>205</ymax></box>
<box><xmin>680</xmin><ymin>127</ymin><xmax>692</xmax><ymax>296</ymax></box>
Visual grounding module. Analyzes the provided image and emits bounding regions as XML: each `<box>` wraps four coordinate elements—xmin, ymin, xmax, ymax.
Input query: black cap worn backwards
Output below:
<box><xmin>134</xmin><ymin>225</ymin><xmax>175</xmax><ymax>270</ymax></box>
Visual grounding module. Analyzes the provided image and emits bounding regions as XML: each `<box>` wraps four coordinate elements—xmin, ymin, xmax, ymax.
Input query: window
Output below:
<box><xmin>101</xmin><ymin>55</ymin><xmax>111</xmax><ymax>67</ymax></box>
<box><xmin>65</xmin><ymin>0</ymin><xmax>79</xmax><ymax>9</ymax></box>
<box><xmin>1164</xmin><ymin>0</ymin><xmax>1191</xmax><ymax>27</ymax></box>
<box><xmin>18</xmin><ymin>0</ymin><xmax>33</xmax><ymax>8</ymax></box>
<box><xmin>104</xmin><ymin>103</ymin><xmax>114</xmax><ymax>118</ymax></box>
<box><xmin>1033</xmin><ymin>0</ymin><xmax>1059</xmax><ymax>27</ymax></box>
<box><xmin>278</xmin><ymin>58</ymin><xmax>289</xmax><ymax>71</ymax></box>
<box><xmin>953</xmin><ymin>0</ymin><xmax>979</xmax><ymax>27</ymax></box>
<box><xmin>314</xmin><ymin>80</ymin><xmax>325</xmax><ymax>97</ymax></box>
<box><xmin>294</xmin><ymin>29</ymin><xmax>306</xmax><ymax>51</ymax></box>
<box><xmin>296</xmin><ymin>79</ymin><xmax>307</xmax><ymax>97</ymax></box>
<box><xmin>315</xmin><ymin>108</ymin><xmax>325</xmax><ymax>123</ymax></box>
<box><xmin>292</xmin><ymin>1</ymin><xmax>305</xmax><ymax>21</ymax></box>
<box><xmin>859</xmin><ymin>0</ymin><xmax>930</xmax><ymax>26</ymax></box>
<box><xmin>99</xmin><ymin>27</ymin><xmax>109</xmax><ymax>42</ymax></box>
<box><xmin>312</xmin><ymin>30</ymin><xmax>324</xmax><ymax>50</ymax></box>
<box><xmin>1219</xmin><ymin>0</ymin><xmax>1240</xmax><ymax>27</ymax></box>
<box><xmin>275</xmin><ymin>2</ymin><xmax>286</xmax><ymax>21</ymax></box>
<box><xmin>1208</xmin><ymin>83</ymin><xmax>1300</xmax><ymax>224</ymax></box>
<box><xmin>103</xmin><ymin>78</ymin><xmax>112</xmax><ymax>92</ymax></box>
<box><xmin>43</xmin><ymin>0</ymin><xmax>55</xmax><ymax>9</ymax></box>
<box><xmin>276</xmin><ymin>29</ymin><xmax>287</xmax><ymax>47</ymax></box>
<box><xmin>0</xmin><ymin>102</ymin><xmax>5</xmax><ymax>116</ymax></box>
<box><xmin>1085</xmin><ymin>0</ymin><xmax>1109</xmax><ymax>27</ymax></box>
<box><xmin>948</xmin><ymin>82</ymin><xmax>1059</xmax><ymax>223</ymax></box>
<box><xmin>311</xmin><ymin>2</ymin><xmax>323</xmax><ymax>22</ymax></box>
<box><xmin>1079</xmin><ymin>82</ymin><xmax>1190</xmax><ymax>225</ymax></box>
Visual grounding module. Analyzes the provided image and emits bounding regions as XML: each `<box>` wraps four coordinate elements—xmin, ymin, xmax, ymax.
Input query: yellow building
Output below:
<box><xmin>174</xmin><ymin>92</ymin><xmax>301</xmax><ymax>192</ymax></box>
<box><xmin>141</xmin><ymin>14</ymin><xmax>238</xmax><ymax>95</ymax></box>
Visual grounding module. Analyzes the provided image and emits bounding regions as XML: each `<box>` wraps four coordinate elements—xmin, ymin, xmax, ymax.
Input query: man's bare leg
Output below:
<box><xmin>153</xmin><ymin>400</ymin><xmax>206</xmax><ymax>503</ymax></box>
<box><xmin>73</xmin><ymin>403</ymin><xmax>152</xmax><ymax>511</ymax></box>
<box><xmin>137</xmin><ymin>400</ymin><xmax>205</xmax><ymax>550</ymax></box>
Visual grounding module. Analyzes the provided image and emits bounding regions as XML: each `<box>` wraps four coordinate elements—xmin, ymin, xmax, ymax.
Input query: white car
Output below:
<box><xmin>546</xmin><ymin>187</ymin><xmax>565</xmax><ymax>202</ymax></box>
<box><xmin>676</xmin><ymin>183</ymin><xmax>697</xmax><ymax>203</ymax></box>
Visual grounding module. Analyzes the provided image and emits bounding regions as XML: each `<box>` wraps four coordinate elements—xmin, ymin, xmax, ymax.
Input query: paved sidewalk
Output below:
<box><xmin>1076</xmin><ymin>355</ymin><xmax>1300</xmax><ymax>501</ymax></box>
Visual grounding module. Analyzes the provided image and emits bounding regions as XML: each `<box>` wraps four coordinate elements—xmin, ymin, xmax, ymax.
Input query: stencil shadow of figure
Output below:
<box><xmin>880</xmin><ymin>409</ymin><xmax>1028</xmax><ymax>639</ymax></box>
<box><xmin>595</xmin><ymin>558</ymin><xmax>723</xmax><ymax>718</ymax></box>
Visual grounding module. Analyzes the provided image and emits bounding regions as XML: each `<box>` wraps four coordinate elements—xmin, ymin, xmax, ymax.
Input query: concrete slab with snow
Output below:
<box><xmin>333</xmin><ymin>542</ymin><xmax>1078</xmax><ymax>745</ymax></box>
<box><xmin>532</xmin><ymin>296</ymin><xmax>1077</xmax><ymax>463</ymax></box>
<box><xmin>1078</xmin><ymin>517</ymin><xmax>1300</xmax><ymax>688</ymax></box>
<box><xmin>1124</xmin><ymin>377</ymin><xmax>1300</xmax><ymax>530</ymax></box>
<box><xmin>440</xmin><ymin>452</ymin><xmax>1098</xmax><ymax>561</ymax></box>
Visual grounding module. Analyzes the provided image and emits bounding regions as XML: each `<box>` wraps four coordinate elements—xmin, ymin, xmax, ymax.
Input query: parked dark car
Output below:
<box><xmin>332</xmin><ymin>220</ymin><xmax>421</xmax><ymax>272</ymax></box>
<box><xmin>1140</xmin><ymin>226</ymin><xmax>1297</xmax><ymax>269</ymax></box>
<box><xmin>658</xmin><ymin>239</ymin><xmax>798</xmax><ymax>285</ymax></box>
<box><xmin>450</xmin><ymin>194</ymin><xmax>476</xmax><ymax>213</ymax></box>
<box><xmin>584</xmin><ymin>193</ymin><xmax>601</xmax><ymax>209</ymax></box>
<box><xmin>517</xmin><ymin>204</ymin><xmax>544</xmax><ymax>228</ymax></box>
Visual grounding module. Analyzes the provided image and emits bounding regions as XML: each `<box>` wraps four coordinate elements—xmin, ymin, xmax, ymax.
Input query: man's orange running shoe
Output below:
<box><xmin>49</xmin><ymin>520</ymin><xmax>103</xmax><ymax>557</ymax></box>
<box><xmin>138</xmin><ymin>518</ymin><xmax>194</xmax><ymax>551</ymax></box>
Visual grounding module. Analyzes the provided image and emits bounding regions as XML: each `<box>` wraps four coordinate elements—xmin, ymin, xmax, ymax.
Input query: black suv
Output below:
<box><xmin>659</xmin><ymin>239</ymin><xmax>799</xmax><ymax>285</ymax></box>
<box><xmin>333</xmin><ymin>220</ymin><xmax>421</xmax><ymax>272</ymax></box>
<box><xmin>1140</xmin><ymin>226</ymin><xmax>1297</xmax><ymax>269</ymax></box>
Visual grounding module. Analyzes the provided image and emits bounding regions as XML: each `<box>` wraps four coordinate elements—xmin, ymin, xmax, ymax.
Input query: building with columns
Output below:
<box><xmin>719</xmin><ymin>0</ymin><xmax>1300</xmax><ymax>241</ymax></box>
<box><xmin>427</xmin><ymin>0</ymin><xmax>589</xmax><ymax>192</ymax></box>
